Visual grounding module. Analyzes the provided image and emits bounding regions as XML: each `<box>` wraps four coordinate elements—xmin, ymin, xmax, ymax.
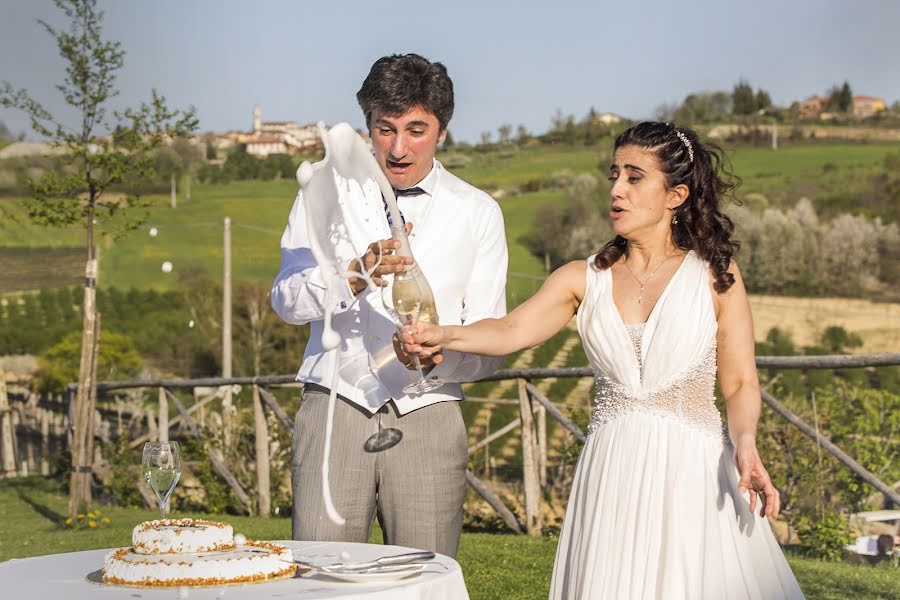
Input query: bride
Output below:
<box><xmin>404</xmin><ymin>122</ymin><xmax>805</xmax><ymax>599</ymax></box>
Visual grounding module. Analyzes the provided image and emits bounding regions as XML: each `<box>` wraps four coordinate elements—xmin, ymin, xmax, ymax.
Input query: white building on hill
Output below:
<box><xmin>244</xmin><ymin>105</ymin><xmax>320</xmax><ymax>156</ymax></box>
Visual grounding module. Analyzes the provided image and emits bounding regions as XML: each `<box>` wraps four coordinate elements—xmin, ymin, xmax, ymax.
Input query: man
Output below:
<box><xmin>271</xmin><ymin>53</ymin><xmax>508</xmax><ymax>558</ymax></box>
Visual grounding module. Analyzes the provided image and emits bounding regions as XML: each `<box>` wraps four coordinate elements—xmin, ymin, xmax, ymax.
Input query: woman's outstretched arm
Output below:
<box><xmin>405</xmin><ymin>260</ymin><xmax>587</xmax><ymax>359</ymax></box>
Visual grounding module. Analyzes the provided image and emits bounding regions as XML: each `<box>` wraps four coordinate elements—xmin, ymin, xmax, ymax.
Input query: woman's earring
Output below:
<box><xmin>672</xmin><ymin>214</ymin><xmax>679</xmax><ymax>225</ymax></box>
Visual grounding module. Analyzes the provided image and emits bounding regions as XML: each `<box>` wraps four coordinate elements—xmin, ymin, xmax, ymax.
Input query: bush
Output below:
<box><xmin>731</xmin><ymin>198</ymin><xmax>899</xmax><ymax>297</ymax></box>
<box><xmin>795</xmin><ymin>509</ymin><xmax>855</xmax><ymax>561</ymax></box>
<box><xmin>37</xmin><ymin>330</ymin><xmax>142</xmax><ymax>392</ymax></box>
<box><xmin>101</xmin><ymin>434</ymin><xmax>145</xmax><ymax>508</ymax></box>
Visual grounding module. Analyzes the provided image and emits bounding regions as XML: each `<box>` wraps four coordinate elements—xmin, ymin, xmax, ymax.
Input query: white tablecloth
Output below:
<box><xmin>0</xmin><ymin>540</ymin><xmax>470</xmax><ymax>600</ymax></box>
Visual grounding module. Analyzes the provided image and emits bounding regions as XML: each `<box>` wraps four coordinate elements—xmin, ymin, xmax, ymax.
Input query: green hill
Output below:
<box><xmin>0</xmin><ymin>141</ymin><xmax>897</xmax><ymax>297</ymax></box>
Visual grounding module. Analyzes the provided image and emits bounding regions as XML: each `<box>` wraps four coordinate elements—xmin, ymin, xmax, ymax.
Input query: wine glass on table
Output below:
<box><xmin>142</xmin><ymin>441</ymin><xmax>181</xmax><ymax>520</ymax></box>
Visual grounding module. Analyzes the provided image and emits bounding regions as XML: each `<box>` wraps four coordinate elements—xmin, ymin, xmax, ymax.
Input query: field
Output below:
<box><xmin>1</xmin><ymin>141</ymin><xmax>898</xmax><ymax>288</ymax></box>
<box><xmin>2</xmin><ymin>478</ymin><xmax>899</xmax><ymax>600</ymax></box>
<box><xmin>750</xmin><ymin>295</ymin><xmax>900</xmax><ymax>354</ymax></box>
<box><xmin>1</xmin><ymin>141</ymin><xmax>898</xmax><ymax>349</ymax></box>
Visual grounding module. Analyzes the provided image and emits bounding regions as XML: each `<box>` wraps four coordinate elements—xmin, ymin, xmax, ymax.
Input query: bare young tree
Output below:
<box><xmin>1</xmin><ymin>0</ymin><xmax>197</xmax><ymax>515</ymax></box>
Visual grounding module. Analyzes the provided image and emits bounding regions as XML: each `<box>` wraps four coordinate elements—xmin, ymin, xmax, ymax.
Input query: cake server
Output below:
<box><xmin>295</xmin><ymin>551</ymin><xmax>435</xmax><ymax>572</ymax></box>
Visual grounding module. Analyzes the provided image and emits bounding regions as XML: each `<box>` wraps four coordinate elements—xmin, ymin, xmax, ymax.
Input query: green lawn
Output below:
<box><xmin>2</xmin><ymin>478</ymin><xmax>898</xmax><ymax>599</ymax></box>
<box><xmin>0</xmin><ymin>141</ymin><xmax>898</xmax><ymax>295</ymax></box>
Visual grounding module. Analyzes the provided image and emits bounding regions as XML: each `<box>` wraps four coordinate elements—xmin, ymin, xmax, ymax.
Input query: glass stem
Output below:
<box><xmin>411</xmin><ymin>355</ymin><xmax>428</xmax><ymax>382</ymax></box>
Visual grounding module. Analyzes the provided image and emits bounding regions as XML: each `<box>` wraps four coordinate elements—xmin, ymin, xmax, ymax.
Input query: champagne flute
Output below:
<box><xmin>142</xmin><ymin>441</ymin><xmax>181</xmax><ymax>520</ymax></box>
<box><xmin>385</xmin><ymin>271</ymin><xmax>444</xmax><ymax>395</ymax></box>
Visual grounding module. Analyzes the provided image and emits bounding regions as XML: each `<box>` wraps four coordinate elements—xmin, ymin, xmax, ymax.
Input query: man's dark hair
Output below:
<box><xmin>357</xmin><ymin>54</ymin><xmax>454</xmax><ymax>131</ymax></box>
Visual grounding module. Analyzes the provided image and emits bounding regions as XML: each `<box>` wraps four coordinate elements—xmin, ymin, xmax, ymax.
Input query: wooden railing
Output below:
<box><xmin>2</xmin><ymin>353</ymin><xmax>898</xmax><ymax>533</ymax></box>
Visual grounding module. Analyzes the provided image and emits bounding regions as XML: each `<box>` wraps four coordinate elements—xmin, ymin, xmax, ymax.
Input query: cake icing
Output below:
<box><xmin>103</xmin><ymin>518</ymin><xmax>295</xmax><ymax>586</ymax></box>
<box><xmin>132</xmin><ymin>518</ymin><xmax>234</xmax><ymax>554</ymax></box>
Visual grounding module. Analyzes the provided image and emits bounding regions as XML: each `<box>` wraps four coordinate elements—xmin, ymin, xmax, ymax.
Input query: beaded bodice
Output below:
<box><xmin>577</xmin><ymin>251</ymin><xmax>725</xmax><ymax>441</ymax></box>
<box><xmin>587</xmin><ymin>322</ymin><xmax>723</xmax><ymax>439</ymax></box>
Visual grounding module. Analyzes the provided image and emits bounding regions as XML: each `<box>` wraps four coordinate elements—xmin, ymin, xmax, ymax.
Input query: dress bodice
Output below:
<box><xmin>577</xmin><ymin>252</ymin><xmax>724</xmax><ymax>439</ymax></box>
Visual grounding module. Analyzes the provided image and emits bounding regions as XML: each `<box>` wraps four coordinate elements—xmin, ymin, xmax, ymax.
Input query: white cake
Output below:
<box><xmin>132</xmin><ymin>518</ymin><xmax>234</xmax><ymax>554</ymax></box>
<box><xmin>103</xmin><ymin>518</ymin><xmax>295</xmax><ymax>587</ymax></box>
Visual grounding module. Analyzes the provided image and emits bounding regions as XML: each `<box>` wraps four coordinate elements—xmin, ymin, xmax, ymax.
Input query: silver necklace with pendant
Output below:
<box><xmin>622</xmin><ymin>252</ymin><xmax>680</xmax><ymax>304</ymax></box>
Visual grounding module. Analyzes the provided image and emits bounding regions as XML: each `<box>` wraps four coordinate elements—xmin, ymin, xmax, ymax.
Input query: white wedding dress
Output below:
<box><xmin>549</xmin><ymin>251</ymin><xmax>804</xmax><ymax>599</ymax></box>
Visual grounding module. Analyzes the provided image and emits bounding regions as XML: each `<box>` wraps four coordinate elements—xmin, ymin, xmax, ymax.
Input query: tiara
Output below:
<box><xmin>674</xmin><ymin>130</ymin><xmax>694</xmax><ymax>163</ymax></box>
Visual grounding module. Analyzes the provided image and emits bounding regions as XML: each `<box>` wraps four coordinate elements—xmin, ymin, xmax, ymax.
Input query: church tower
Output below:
<box><xmin>253</xmin><ymin>105</ymin><xmax>262</xmax><ymax>135</ymax></box>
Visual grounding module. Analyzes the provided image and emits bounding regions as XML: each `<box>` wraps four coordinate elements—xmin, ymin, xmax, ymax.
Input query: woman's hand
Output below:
<box><xmin>392</xmin><ymin>331</ymin><xmax>442</xmax><ymax>369</ymax></box>
<box><xmin>402</xmin><ymin>322</ymin><xmax>451</xmax><ymax>360</ymax></box>
<box><xmin>733</xmin><ymin>438</ymin><xmax>780</xmax><ymax>519</ymax></box>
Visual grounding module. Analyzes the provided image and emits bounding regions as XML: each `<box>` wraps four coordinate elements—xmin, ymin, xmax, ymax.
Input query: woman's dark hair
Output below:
<box><xmin>356</xmin><ymin>54</ymin><xmax>454</xmax><ymax>131</ymax></box>
<box><xmin>594</xmin><ymin>121</ymin><xmax>741</xmax><ymax>293</ymax></box>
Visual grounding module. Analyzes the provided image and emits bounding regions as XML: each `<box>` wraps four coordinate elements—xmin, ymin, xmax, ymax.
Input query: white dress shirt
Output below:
<box><xmin>271</xmin><ymin>160</ymin><xmax>508</xmax><ymax>415</ymax></box>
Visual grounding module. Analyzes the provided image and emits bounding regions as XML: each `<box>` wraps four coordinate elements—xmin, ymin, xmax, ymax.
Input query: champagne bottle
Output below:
<box><xmin>390</xmin><ymin>225</ymin><xmax>439</xmax><ymax>324</ymax></box>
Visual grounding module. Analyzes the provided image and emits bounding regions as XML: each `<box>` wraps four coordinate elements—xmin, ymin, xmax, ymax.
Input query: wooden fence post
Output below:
<box><xmin>158</xmin><ymin>387</ymin><xmax>169</xmax><ymax>443</ymax></box>
<box><xmin>146</xmin><ymin>408</ymin><xmax>158</xmax><ymax>443</ymax></box>
<box><xmin>484</xmin><ymin>407</ymin><xmax>491</xmax><ymax>479</ymax></box>
<box><xmin>256</xmin><ymin>387</ymin><xmax>294</xmax><ymax>433</ymax></box>
<box><xmin>164</xmin><ymin>388</ymin><xmax>253</xmax><ymax>514</ymax></box>
<box><xmin>253</xmin><ymin>385</ymin><xmax>271</xmax><ymax>517</ymax></box>
<box><xmin>465</xmin><ymin>470</ymin><xmax>523</xmax><ymax>534</ymax></box>
<box><xmin>41</xmin><ymin>408</ymin><xmax>50</xmax><ymax>476</ymax></box>
<box><xmin>517</xmin><ymin>378</ymin><xmax>540</xmax><ymax>535</ymax></box>
<box><xmin>81</xmin><ymin>313</ymin><xmax>101</xmax><ymax>506</ymax></box>
<box><xmin>0</xmin><ymin>379</ymin><xmax>17</xmax><ymax>478</ymax></box>
<box><xmin>537</xmin><ymin>404</ymin><xmax>547</xmax><ymax>488</ymax></box>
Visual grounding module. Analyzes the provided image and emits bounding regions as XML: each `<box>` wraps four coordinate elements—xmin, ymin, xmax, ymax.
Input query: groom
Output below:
<box><xmin>271</xmin><ymin>53</ymin><xmax>508</xmax><ymax>558</ymax></box>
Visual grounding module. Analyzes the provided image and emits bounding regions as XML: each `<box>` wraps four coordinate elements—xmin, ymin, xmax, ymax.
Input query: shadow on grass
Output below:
<box><xmin>14</xmin><ymin>484</ymin><xmax>66</xmax><ymax>526</ymax></box>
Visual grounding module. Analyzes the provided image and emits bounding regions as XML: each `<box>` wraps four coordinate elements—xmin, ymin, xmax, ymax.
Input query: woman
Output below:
<box><xmin>405</xmin><ymin>122</ymin><xmax>804</xmax><ymax>598</ymax></box>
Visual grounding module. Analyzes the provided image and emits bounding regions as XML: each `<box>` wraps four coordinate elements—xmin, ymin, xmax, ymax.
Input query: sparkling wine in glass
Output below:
<box><xmin>143</xmin><ymin>441</ymin><xmax>181</xmax><ymax>520</ymax></box>
<box><xmin>388</xmin><ymin>262</ymin><xmax>444</xmax><ymax>395</ymax></box>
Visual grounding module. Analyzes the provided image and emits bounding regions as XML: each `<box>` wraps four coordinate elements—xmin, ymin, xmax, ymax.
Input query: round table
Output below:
<box><xmin>0</xmin><ymin>540</ymin><xmax>469</xmax><ymax>599</ymax></box>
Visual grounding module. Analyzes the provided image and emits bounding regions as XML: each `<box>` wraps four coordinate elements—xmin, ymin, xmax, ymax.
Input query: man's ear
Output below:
<box><xmin>437</xmin><ymin>129</ymin><xmax>447</xmax><ymax>145</ymax></box>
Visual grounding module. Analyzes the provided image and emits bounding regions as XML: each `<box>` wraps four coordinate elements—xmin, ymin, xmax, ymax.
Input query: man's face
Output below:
<box><xmin>369</xmin><ymin>106</ymin><xmax>446</xmax><ymax>189</ymax></box>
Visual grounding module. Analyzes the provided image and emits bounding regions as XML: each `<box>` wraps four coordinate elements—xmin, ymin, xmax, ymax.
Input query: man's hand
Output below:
<box><xmin>347</xmin><ymin>223</ymin><xmax>414</xmax><ymax>295</ymax></box>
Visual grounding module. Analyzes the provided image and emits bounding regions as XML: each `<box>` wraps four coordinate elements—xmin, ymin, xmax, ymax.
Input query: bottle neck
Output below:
<box><xmin>391</xmin><ymin>225</ymin><xmax>414</xmax><ymax>259</ymax></box>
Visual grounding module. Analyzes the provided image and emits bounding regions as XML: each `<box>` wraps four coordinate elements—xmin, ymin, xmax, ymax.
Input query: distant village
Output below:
<box><xmin>204</xmin><ymin>105</ymin><xmax>326</xmax><ymax>159</ymax></box>
<box><xmin>0</xmin><ymin>92</ymin><xmax>893</xmax><ymax>162</ymax></box>
<box><xmin>798</xmin><ymin>94</ymin><xmax>887</xmax><ymax>120</ymax></box>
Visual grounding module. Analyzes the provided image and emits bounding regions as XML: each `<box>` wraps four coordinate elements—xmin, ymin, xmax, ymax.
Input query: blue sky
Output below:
<box><xmin>2</xmin><ymin>0</ymin><xmax>899</xmax><ymax>143</ymax></box>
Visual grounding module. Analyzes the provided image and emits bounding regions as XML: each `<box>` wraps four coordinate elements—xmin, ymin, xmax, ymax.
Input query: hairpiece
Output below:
<box><xmin>674</xmin><ymin>129</ymin><xmax>694</xmax><ymax>163</ymax></box>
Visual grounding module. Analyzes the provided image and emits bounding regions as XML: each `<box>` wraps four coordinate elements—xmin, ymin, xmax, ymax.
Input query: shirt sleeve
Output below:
<box><xmin>428</xmin><ymin>200</ymin><xmax>509</xmax><ymax>383</ymax></box>
<box><xmin>270</xmin><ymin>190</ymin><xmax>357</xmax><ymax>325</ymax></box>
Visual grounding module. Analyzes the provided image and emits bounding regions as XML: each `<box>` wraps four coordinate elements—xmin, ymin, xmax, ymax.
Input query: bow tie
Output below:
<box><xmin>393</xmin><ymin>187</ymin><xmax>426</xmax><ymax>197</ymax></box>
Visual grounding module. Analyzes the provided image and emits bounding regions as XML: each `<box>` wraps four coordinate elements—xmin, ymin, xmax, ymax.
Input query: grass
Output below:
<box><xmin>2</xmin><ymin>478</ymin><xmax>898</xmax><ymax>599</ymax></box>
<box><xmin>1</xmin><ymin>141</ymin><xmax>897</xmax><ymax>295</ymax></box>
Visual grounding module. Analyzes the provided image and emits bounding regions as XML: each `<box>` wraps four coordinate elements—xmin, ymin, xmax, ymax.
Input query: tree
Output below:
<box><xmin>171</xmin><ymin>137</ymin><xmax>202</xmax><ymax>200</ymax></box>
<box><xmin>38</xmin><ymin>330</ymin><xmax>142</xmax><ymax>392</ymax></box>
<box><xmin>828</xmin><ymin>81</ymin><xmax>853</xmax><ymax>113</ymax></box>
<box><xmin>233</xmin><ymin>281</ymin><xmax>310</xmax><ymax>377</ymax></box>
<box><xmin>442</xmin><ymin>130</ymin><xmax>455</xmax><ymax>148</ymax></box>
<box><xmin>1</xmin><ymin>0</ymin><xmax>196</xmax><ymax>515</ymax></box>
<box><xmin>0</xmin><ymin>120</ymin><xmax>11</xmax><ymax>140</ymax></box>
<box><xmin>497</xmin><ymin>124</ymin><xmax>512</xmax><ymax>144</ymax></box>
<box><xmin>516</xmin><ymin>124</ymin><xmax>530</xmax><ymax>145</ymax></box>
<box><xmin>839</xmin><ymin>81</ymin><xmax>853</xmax><ymax>113</ymax></box>
<box><xmin>732</xmin><ymin>79</ymin><xmax>756</xmax><ymax>115</ymax></box>
<box><xmin>755</xmin><ymin>89</ymin><xmax>772</xmax><ymax>112</ymax></box>
<box><xmin>674</xmin><ymin>91</ymin><xmax>731</xmax><ymax>124</ymax></box>
<box><xmin>154</xmin><ymin>146</ymin><xmax>183</xmax><ymax>208</ymax></box>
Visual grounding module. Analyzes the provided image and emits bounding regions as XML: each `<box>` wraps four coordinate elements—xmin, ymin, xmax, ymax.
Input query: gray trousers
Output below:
<box><xmin>291</xmin><ymin>388</ymin><xmax>468</xmax><ymax>558</ymax></box>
